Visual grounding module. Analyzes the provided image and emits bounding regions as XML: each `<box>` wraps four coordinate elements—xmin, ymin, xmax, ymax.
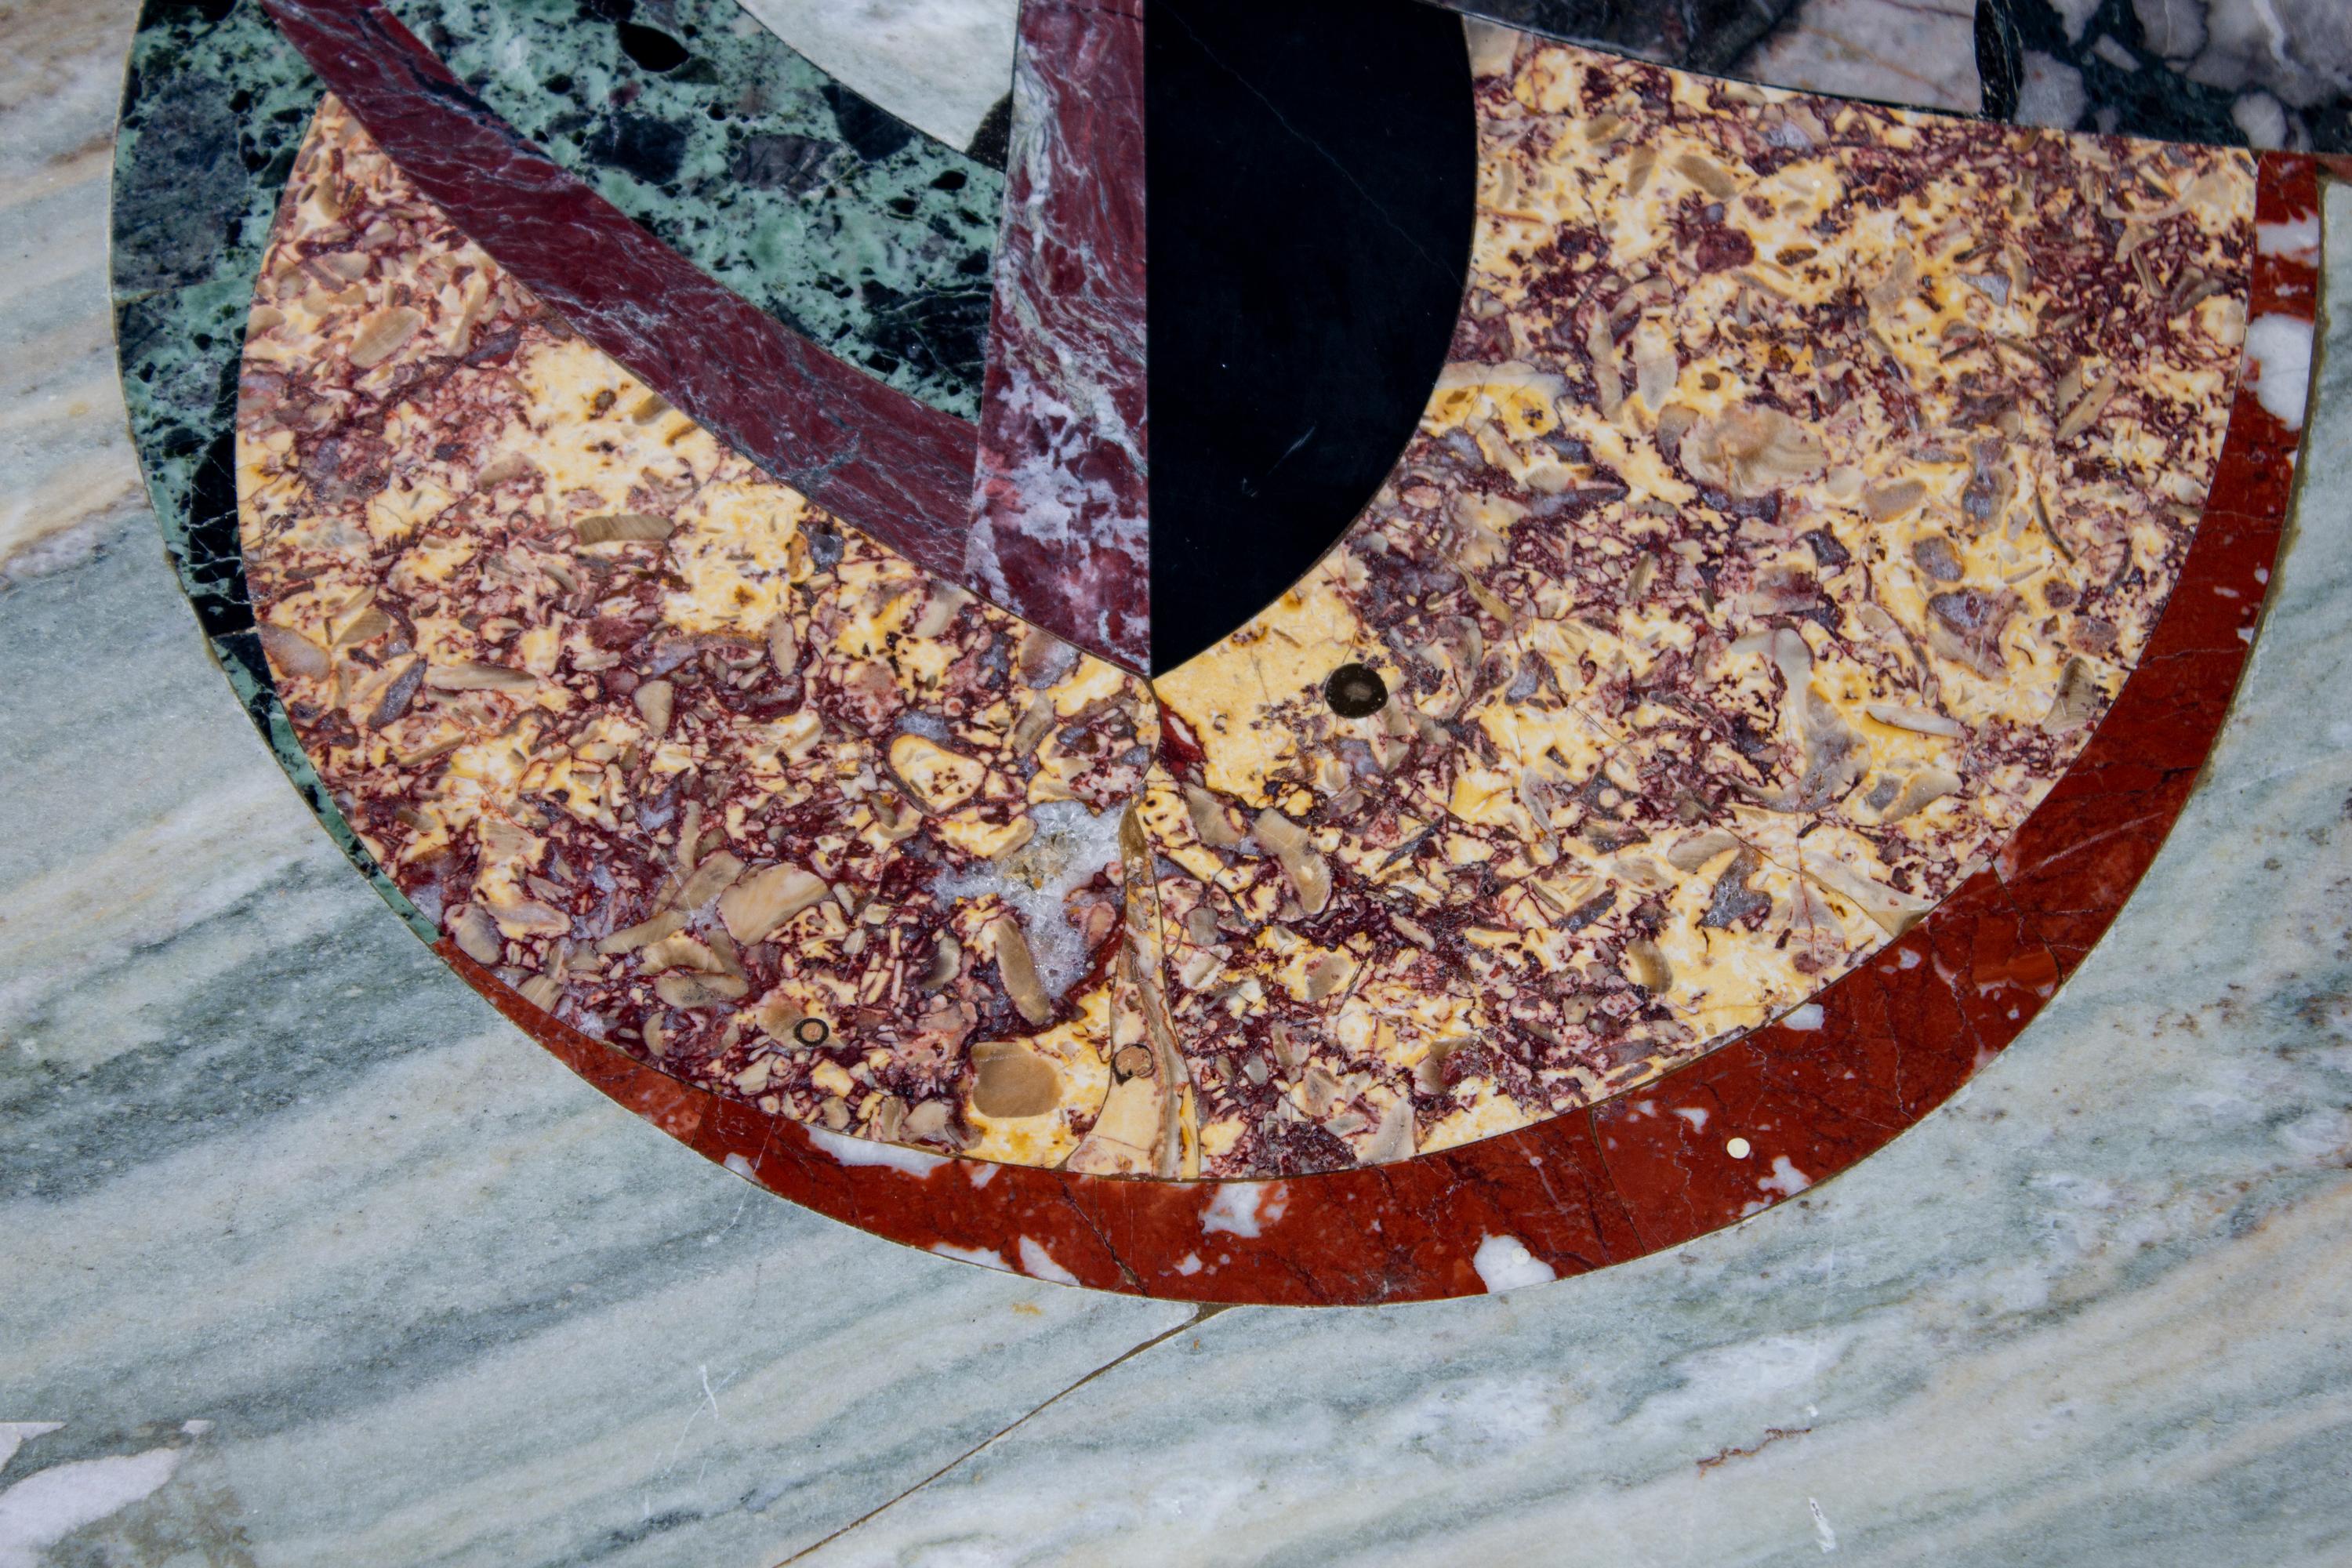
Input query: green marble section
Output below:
<box><xmin>394</xmin><ymin>0</ymin><xmax>1002</xmax><ymax>417</ymax></box>
<box><xmin>107</xmin><ymin>0</ymin><xmax>434</xmax><ymax>938</ymax></box>
<box><xmin>113</xmin><ymin>0</ymin><xmax>317</xmax><ymax>641</ymax></box>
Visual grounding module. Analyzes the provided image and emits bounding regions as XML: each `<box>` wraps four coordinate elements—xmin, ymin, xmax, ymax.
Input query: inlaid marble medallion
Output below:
<box><xmin>119</xmin><ymin>0</ymin><xmax>2330</xmax><ymax>1300</ymax></box>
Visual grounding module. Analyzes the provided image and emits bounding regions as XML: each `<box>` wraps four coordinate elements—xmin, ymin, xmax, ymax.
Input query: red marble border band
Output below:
<box><xmin>970</xmin><ymin>0</ymin><xmax>1150</xmax><ymax>670</ymax></box>
<box><xmin>437</xmin><ymin>149</ymin><xmax>2318</xmax><ymax>1306</ymax></box>
<box><xmin>257</xmin><ymin>0</ymin><xmax>988</xmax><ymax>605</ymax></box>
<box><xmin>381</xmin><ymin>92</ymin><xmax>2314</xmax><ymax>1298</ymax></box>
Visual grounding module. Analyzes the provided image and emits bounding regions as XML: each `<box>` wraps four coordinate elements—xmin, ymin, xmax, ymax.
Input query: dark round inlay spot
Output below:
<box><xmin>1323</xmin><ymin>662</ymin><xmax>1388</xmax><ymax>718</ymax></box>
<box><xmin>794</xmin><ymin>1018</ymin><xmax>831</xmax><ymax>1047</ymax></box>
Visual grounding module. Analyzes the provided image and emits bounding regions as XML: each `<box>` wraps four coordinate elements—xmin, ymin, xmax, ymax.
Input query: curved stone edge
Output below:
<box><xmin>447</xmin><ymin>154</ymin><xmax>2317</xmax><ymax>1305</ymax></box>
<box><xmin>1138</xmin><ymin>42</ymin><xmax>2257</xmax><ymax>1178</ymax></box>
<box><xmin>107</xmin><ymin>2</ymin><xmax>432</xmax><ymax>937</ymax></box>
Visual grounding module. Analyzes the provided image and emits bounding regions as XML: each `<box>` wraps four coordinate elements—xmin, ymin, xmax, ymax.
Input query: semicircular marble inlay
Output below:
<box><xmin>213</xmin><ymin>1</ymin><xmax>2324</xmax><ymax>1301</ymax></box>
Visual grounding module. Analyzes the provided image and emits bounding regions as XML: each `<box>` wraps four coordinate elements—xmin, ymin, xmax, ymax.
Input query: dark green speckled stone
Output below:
<box><xmin>399</xmin><ymin>0</ymin><xmax>1000</xmax><ymax>417</ymax></box>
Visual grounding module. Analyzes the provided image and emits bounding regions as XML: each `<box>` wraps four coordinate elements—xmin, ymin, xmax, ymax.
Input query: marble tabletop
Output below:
<box><xmin>4</xmin><ymin>0</ymin><xmax>2351</xmax><ymax>1563</ymax></box>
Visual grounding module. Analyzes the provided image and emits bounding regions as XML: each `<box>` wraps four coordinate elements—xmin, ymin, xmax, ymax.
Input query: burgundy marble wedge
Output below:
<box><xmin>969</xmin><ymin>0</ymin><xmax>1150</xmax><ymax>671</ymax></box>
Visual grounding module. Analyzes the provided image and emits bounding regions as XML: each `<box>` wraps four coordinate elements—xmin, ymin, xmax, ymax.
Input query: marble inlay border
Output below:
<box><xmin>107</xmin><ymin>0</ymin><xmax>419</xmax><ymax>932</ymax></box>
<box><xmin>434</xmin><ymin>149</ymin><xmax>2320</xmax><ymax>1305</ymax></box>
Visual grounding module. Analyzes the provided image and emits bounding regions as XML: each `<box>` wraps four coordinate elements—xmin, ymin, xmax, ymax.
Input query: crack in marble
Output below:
<box><xmin>775</xmin><ymin>1304</ymin><xmax>1226</xmax><ymax>1563</ymax></box>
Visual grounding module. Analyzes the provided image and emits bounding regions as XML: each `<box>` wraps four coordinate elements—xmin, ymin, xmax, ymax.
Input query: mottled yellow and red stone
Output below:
<box><xmin>245</xmin><ymin>9</ymin><xmax>2319</xmax><ymax>1301</ymax></box>
<box><xmin>239</xmin><ymin>99</ymin><xmax>1156</xmax><ymax>1170</ymax></box>
<box><xmin>1138</xmin><ymin>36</ymin><xmax>2256</xmax><ymax>1178</ymax></box>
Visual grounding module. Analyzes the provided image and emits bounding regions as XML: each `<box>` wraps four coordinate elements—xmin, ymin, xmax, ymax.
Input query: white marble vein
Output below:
<box><xmin>2148</xmin><ymin>0</ymin><xmax>2351</xmax><ymax>115</ymax></box>
<box><xmin>0</xmin><ymin>1443</ymin><xmax>183</xmax><ymax>1568</ymax></box>
<box><xmin>1740</xmin><ymin>0</ymin><xmax>1983</xmax><ymax>114</ymax></box>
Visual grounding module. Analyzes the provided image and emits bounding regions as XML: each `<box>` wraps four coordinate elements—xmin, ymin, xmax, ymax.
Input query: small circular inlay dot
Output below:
<box><xmin>1323</xmin><ymin>662</ymin><xmax>1389</xmax><ymax>717</ymax></box>
<box><xmin>794</xmin><ymin>1018</ymin><xmax>831</xmax><ymax>1047</ymax></box>
<box><xmin>1725</xmin><ymin>1136</ymin><xmax>1752</xmax><ymax>1160</ymax></box>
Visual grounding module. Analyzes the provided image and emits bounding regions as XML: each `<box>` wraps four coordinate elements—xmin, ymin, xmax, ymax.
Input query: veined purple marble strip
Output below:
<box><xmin>969</xmin><ymin>0</ymin><xmax>1149</xmax><ymax>671</ymax></box>
<box><xmin>257</xmin><ymin>0</ymin><xmax>988</xmax><ymax>601</ymax></box>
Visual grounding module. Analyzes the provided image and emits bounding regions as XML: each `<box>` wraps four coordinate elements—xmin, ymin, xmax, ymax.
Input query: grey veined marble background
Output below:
<box><xmin>5</xmin><ymin>0</ymin><xmax>2352</xmax><ymax>1563</ymax></box>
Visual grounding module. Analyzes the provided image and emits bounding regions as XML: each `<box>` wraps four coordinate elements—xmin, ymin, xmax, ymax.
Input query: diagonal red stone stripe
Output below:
<box><xmin>258</xmin><ymin>0</ymin><xmax>1000</xmax><ymax>630</ymax></box>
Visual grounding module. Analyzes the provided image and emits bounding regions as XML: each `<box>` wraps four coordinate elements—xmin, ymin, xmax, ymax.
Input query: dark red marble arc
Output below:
<box><xmin>970</xmin><ymin>0</ymin><xmax>1149</xmax><ymax>670</ymax></box>
<box><xmin>256</xmin><ymin>0</ymin><xmax>993</xmax><ymax>625</ymax></box>
<box><xmin>437</xmin><ymin>150</ymin><xmax>2319</xmax><ymax>1307</ymax></box>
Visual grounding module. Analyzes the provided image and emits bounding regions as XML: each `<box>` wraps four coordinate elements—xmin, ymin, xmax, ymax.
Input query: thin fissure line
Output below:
<box><xmin>775</xmin><ymin>1304</ymin><xmax>1228</xmax><ymax>1563</ymax></box>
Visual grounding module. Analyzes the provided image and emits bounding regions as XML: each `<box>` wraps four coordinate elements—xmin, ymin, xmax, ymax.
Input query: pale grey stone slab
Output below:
<box><xmin>0</xmin><ymin>4</ymin><xmax>1191</xmax><ymax>1562</ymax></box>
<box><xmin>731</xmin><ymin>0</ymin><xmax>1017</xmax><ymax>153</ymax></box>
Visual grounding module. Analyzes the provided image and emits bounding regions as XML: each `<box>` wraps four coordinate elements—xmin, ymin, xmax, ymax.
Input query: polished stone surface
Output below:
<box><xmin>233</xmin><ymin>94</ymin><xmax>1152</xmax><ymax>1171</ymax></box>
<box><xmin>208</xmin><ymin>0</ymin><xmax>2296</xmax><ymax>1266</ymax></box>
<box><xmin>1145</xmin><ymin>0</ymin><xmax>1475</xmax><ymax>673</ymax></box>
<box><xmin>6</xmin><ymin>0</ymin><xmax>2352</xmax><ymax>1560</ymax></box>
<box><xmin>810</xmin><ymin>198</ymin><xmax>2352</xmax><ymax>1548</ymax></box>
<box><xmin>970</xmin><ymin>0</ymin><xmax>1149</xmax><ymax>670</ymax></box>
<box><xmin>1450</xmin><ymin>0</ymin><xmax>2350</xmax><ymax>147</ymax></box>
<box><xmin>1135</xmin><ymin>30</ymin><xmax>2277</xmax><ymax>1192</ymax></box>
<box><xmin>260</xmin><ymin>0</ymin><xmax>989</xmax><ymax>618</ymax></box>
<box><xmin>1745</xmin><ymin>0</ymin><xmax>1980</xmax><ymax>113</ymax></box>
<box><xmin>747</xmin><ymin>0</ymin><xmax>2351</xmax><ymax>152</ymax></box>
<box><xmin>114</xmin><ymin>0</ymin><xmax>1000</xmax><ymax>449</ymax></box>
<box><xmin>108</xmin><ymin>0</ymin><xmax>1013</xmax><ymax>952</ymax></box>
